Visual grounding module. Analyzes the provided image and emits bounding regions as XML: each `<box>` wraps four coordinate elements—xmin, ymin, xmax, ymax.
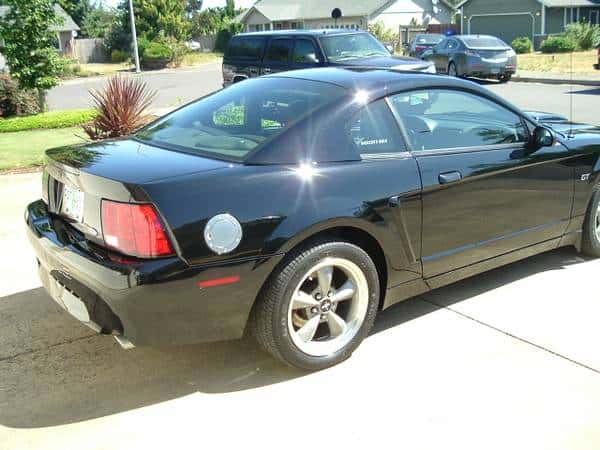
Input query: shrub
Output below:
<box><xmin>565</xmin><ymin>22</ymin><xmax>600</xmax><ymax>50</ymax></box>
<box><xmin>141</xmin><ymin>41</ymin><xmax>172</xmax><ymax>69</ymax></box>
<box><xmin>540</xmin><ymin>36</ymin><xmax>577</xmax><ymax>53</ymax></box>
<box><xmin>511</xmin><ymin>37</ymin><xmax>533</xmax><ymax>54</ymax></box>
<box><xmin>0</xmin><ymin>75</ymin><xmax>41</xmax><ymax>118</ymax></box>
<box><xmin>0</xmin><ymin>109</ymin><xmax>97</xmax><ymax>133</ymax></box>
<box><xmin>111</xmin><ymin>49</ymin><xmax>129</xmax><ymax>63</ymax></box>
<box><xmin>83</xmin><ymin>76</ymin><xmax>156</xmax><ymax>140</ymax></box>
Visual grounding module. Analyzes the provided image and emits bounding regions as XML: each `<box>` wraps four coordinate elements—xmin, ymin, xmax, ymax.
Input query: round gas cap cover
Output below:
<box><xmin>204</xmin><ymin>214</ymin><xmax>243</xmax><ymax>255</ymax></box>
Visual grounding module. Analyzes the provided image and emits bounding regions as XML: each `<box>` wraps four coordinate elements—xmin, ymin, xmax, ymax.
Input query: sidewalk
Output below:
<box><xmin>514</xmin><ymin>70</ymin><xmax>600</xmax><ymax>86</ymax></box>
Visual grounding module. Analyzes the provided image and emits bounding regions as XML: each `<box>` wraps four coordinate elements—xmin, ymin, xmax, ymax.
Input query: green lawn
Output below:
<box><xmin>0</xmin><ymin>127</ymin><xmax>87</xmax><ymax>171</ymax></box>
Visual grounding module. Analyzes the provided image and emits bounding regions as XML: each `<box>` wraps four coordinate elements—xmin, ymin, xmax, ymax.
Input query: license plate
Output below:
<box><xmin>62</xmin><ymin>184</ymin><xmax>84</xmax><ymax>222</ymax></box>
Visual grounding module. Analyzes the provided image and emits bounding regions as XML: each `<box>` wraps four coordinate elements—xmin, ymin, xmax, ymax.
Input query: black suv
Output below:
<box><xmin>222</xmin><ymin>29</ymin><xmax>435</xmax><ymax>87</ymax></box>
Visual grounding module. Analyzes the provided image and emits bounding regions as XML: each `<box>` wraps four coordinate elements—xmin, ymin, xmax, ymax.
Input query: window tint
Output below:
<box><xmin>226</xmin><ymin>37</ymin><xmax>264</xmax><ymax>59</ymax></box>
<box><xmin>461</xmin><ymin>36</ymin><xmax>508</xmax><ymax>49</ymax></box>
<box><xmin>136</xmin><ymin>77</ymin><xmax>345</xmax><ymax>161</ymax></box>
<box><xmin>265</xmin><ymin>39</ymin><xmax>292</xmax><ymax>62</ymax></box>
<box><xmin>293</xmin><ymin>39</ymin><xmax>319</xmax><ymax>64</ymax></box>
<box><xmin>388</xmin><ymin>90</ymin><xmax>528</xmax><ymax>151</ymax></box>
<box><xmin>349</xmin><ymin>99</ymin><xmax>405</xmax><ymax>155</ymax></box>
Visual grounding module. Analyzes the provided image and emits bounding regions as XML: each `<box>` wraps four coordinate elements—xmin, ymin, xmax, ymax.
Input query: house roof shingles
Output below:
<box><xmin>0</xmin><ymin>4</ymin><xmax>79</xmax><ymax>32</ymax></box>
<box><xmin>238</xmin><ymin>0</ymin><xmax>456</xmax><ymax>23</ymax></box>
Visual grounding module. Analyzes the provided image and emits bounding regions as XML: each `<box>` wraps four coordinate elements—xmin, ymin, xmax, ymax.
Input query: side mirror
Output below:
<box><xmin>532</xmin><ymin>126</ymin><xmax>555</xmax><ymax>149</ymax></box>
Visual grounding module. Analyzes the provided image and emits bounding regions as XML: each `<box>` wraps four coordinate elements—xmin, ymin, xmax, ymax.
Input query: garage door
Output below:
<box><xmin>469</xmin><ymin>14</ymin><xmax>533</xmax><ymax>46</ymax></box>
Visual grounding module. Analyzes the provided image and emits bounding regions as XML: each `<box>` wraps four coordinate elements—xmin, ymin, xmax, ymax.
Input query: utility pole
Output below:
<box><xmin>128</xmin><ymin>0</ymin><xmax>141</xmax><ymax>73</ymax></box>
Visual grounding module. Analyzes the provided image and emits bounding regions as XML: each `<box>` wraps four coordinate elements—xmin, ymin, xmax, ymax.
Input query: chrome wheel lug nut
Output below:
<box><xmin>311</xmin><ymin>307</ymin><xmax>318</xmax><ymax>314</ymax></box>
<box><xmin>315</xmin><ymin>293</ymin><xmax>322</xmax><ymax>300</ymax></box>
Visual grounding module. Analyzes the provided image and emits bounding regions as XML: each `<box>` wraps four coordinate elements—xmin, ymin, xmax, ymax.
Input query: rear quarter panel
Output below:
<box><xmin>141</xmin><ymin>159</ymin><xmax>423</xmax><ymax>288</ymax></box>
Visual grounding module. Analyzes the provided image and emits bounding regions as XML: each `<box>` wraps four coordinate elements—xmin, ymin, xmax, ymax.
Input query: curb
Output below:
<box><xmin>512</xmin><ymin>76</ymin><xmax>600</xmax><ymax>86</ymax></box>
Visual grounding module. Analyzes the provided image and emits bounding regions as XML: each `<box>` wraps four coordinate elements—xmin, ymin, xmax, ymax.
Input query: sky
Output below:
<box><xmin>101</xmin><ymin>0</ymin><xmax>256</xmax><ymax>9</ymax></box>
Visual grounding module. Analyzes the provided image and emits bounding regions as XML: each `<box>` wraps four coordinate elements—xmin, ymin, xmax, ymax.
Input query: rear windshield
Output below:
<box><xmin>136</xmin><ymin>78</ymin><xmax>346</xmax><ymax>162</ymax></box>
<box><xmin>226</xmin><ymin>36</ymin><xmax>265</xmax><ymax>59</ymax></box>
<box><xmin>415</xmin><ymin>34</ymin><xmax>444</xmax><ymax>45</ymax></box>
<box><xmin>461</xmin><ymin>36</ymin><xmax>508</xmax><ymax>49</ymax></box>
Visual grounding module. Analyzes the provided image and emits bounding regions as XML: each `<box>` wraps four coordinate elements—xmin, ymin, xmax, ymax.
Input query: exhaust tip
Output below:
<box><xmin>114</xmin><ymin>335</ymin><xmax>136</xmax><ymax>350</ymax></box>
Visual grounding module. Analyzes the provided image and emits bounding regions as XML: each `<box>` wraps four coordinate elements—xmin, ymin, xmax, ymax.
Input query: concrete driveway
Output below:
<box><xmin>1</xmin><ymin>172</ymin><xmax>600</xmax><ymax>450</ymax></box>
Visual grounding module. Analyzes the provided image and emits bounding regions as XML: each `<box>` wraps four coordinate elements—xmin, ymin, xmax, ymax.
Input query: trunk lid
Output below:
<box><xmin>43</xmin><ymin>138</ymin><xmax>231</xmax><ymax>249</ymax></box>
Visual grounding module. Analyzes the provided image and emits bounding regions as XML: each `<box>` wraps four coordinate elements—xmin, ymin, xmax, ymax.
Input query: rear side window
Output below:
<box><xmin>265</xmin><ymin>39</ymin><xmax>293</xmax><ymax>62</ymax></box>
<box><xmin>226</xmin><ymin>37</ymin><xmax>265</xmax><ymax>59</ymax></box>
<box><xmin>349</xmin><ymin>99</ymin><xmax>405</xmax><ymax>155</ymax></box>
<box><xmin>293</xmin><ymin>39</ymin><xmax>319</xmax><ymax>64</ymax></box>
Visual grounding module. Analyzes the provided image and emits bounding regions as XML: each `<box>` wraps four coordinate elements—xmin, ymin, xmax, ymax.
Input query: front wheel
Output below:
<box><xmin>581</xmin><ymin>188</ymin><xmax>600</xmax><ymax>257</ymax></box>
<box><xmin>250</xmin><ymin>240</ymin><xmax>380</xmax><ymax>370</ymax></box>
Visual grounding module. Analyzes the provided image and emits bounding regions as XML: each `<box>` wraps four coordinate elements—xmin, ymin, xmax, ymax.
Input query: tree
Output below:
<box><xmin>58</xmin><ymin>0</ymin><xmax>92</xmax><ymax>28</ymax></box>
<box><xmin>0</xmin><ymin>0</ymin><xmax>64</xmax><ymax>104</ymax></box>
<box><xmin>127</xmin><ymin>0</ymin><xmax>190</xmax><ymax>41</ymax></box>
<box><xmin>81</xmin><ymin>5</ymin><xmax>119</xmax><ymax>38</ymax></box>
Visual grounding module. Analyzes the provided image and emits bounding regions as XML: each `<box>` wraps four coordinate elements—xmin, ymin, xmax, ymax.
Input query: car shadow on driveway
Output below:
<box><xmin>0</xmin><ymin>247</ymin><xmax>587</xmax><ymax>428</ymax></box>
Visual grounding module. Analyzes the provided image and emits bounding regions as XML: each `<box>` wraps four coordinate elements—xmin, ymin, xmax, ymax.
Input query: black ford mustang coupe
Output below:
<box><xmin>26</xmin><ymin>68</ymin><xmax>600</xmax><ymax>370</ymax></box>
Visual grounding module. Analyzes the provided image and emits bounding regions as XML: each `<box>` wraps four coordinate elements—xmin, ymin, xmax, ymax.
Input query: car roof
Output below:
<box><xmin>266</xmin><ymin>67</ymin><xmax>487</xmax><ymax>96</ymax></box>
<box><xmin>234</xmin><ymin>29</ymin><xmax>366</xmax><ymax>38</ymax></box>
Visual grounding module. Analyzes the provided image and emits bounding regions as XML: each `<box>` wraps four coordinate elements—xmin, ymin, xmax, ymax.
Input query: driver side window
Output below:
<box><xmin>388</xmin><ymin>90</ymin><xmax>528</xmax><ymax>152</ymax></box>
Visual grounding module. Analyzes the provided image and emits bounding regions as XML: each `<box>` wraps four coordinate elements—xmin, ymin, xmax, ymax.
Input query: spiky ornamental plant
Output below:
<box><xmin>0</xmin><ymin>0</ymin><xmax>65</xmax><ymax>108</ymax></box>
<box><xmin>83</xmin><ymin>75</ymin><xmax>157</xmax><ymax>140</ymax></box>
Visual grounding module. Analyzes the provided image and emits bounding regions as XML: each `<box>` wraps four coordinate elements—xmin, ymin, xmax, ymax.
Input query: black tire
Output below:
<box><xmin>581</xmin><ymin>188</ymin><xmax>600</xmax><ymax>257</ymax></box>
<box><xmin>499</xmin><ymin>74</ymin><xmax>512</xmax><ymax>83</ymax></box>
<box><xmin>448</xmin><ymin>62</ymin><xmax>459</xmax><ymax>77</ymax></box>
<box><xmin>250</xmin><ymin>239</ymin><xmax>380</xmax><ymax>371</ymax></box>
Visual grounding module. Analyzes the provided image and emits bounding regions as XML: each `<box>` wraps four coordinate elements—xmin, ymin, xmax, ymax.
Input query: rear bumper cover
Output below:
<box><xmin>26</xmin><ymin>200</ymin><xmax>283</xmax><ymax>346</ymax></box>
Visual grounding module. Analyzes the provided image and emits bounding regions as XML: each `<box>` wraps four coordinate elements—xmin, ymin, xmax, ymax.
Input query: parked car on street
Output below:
<box><xmin>26</xmin><ymin>68</ymin><xmax>600</xmax><ymax>370</ymax></box>
<box><xmin>594</xmin><ymin>45</ymin><xmax>599</xmax><ymax>70</ymax></box>
<box><xmin>423</xmin><ymin>34</ymin><xmax>517</xmax><ymax>82</ymax></box>
<box><xmin>222</xmin><ymin>29</ymin><xmax>435</xmax><ymax>87</ymax></box>
<box><xmin>408</xmin><ymin>33</ymin><xmax>444</xmax><ymax>58</ymax></box>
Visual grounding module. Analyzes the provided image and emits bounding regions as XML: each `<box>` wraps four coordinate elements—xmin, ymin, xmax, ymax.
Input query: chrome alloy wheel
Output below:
<box><xmin>287</xmin><ymin>257</ymin><xmax>369</xmax><ymax>357</ymax></box>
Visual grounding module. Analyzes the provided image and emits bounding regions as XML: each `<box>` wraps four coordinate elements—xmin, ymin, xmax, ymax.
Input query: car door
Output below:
<box><xmin>429</xmin><ymin>39</ymin><xmax>449</xmax><ymax>72</ymax></box>
<box><xmin>262</xmin><ymin>38</ymin><xmax>293</xmax><ymax>75</ymax></box>
<box><xmin>290</xmin><ymin>37</ymin><xmax>323</xmax><ymax>70</ymax></box>
<box><xmin>388</xmin><ymin>89</ymin><xmax>574</xmax><ymax>279</ymax></box>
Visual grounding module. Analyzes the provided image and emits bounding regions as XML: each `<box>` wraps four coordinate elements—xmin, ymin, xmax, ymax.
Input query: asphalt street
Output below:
<box><xmin>48</xmin><ymin>63</ymin><xmax>600</xmax><ymax>126</ymax></box>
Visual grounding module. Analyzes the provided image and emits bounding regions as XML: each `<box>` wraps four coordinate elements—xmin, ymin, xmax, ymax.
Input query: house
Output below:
<box><xmin>457</xmin><ymin>0</ymin><xmax>600</xmax><ymax>48</ymax></box>
<box><xmin>0</xmin><ymin>4</ymin><xmax>80</xmax><ymax>71</ymax></box>
<box><xmin>235</xmin><ymin>0</ymin><xmax>456</xmax><ymax>33</ymax></box>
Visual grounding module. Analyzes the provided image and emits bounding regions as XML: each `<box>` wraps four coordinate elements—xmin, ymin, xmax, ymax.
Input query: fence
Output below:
<box><xmin>75</xmin><ymin>38</ymin><xmax>108</xmax><ymax>64</ymax></box>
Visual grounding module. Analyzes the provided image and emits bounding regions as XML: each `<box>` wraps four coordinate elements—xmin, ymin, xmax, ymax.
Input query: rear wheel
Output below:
<box><xmin>499</xmin><ymin>73</ymin><xmax>512</xmax><ymax>83</ymax></box>
<box><xmin>448</xmin><ymin>62</ymin><xmax>459</xmax><ymax>77</ymax></box>
<box><xmin>250</xmin><ymin>240</ymin><xmax>380</xmax><ymax>370</ymax></box>
<box><xmin>581</xmin><ymin>188</ymin><xmax>600</xmax><ymax>257</ymax></box>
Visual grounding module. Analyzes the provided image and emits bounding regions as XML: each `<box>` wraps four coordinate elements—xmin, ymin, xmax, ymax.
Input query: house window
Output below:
<box><xmin>591</xmin><ymin>10</ymin><xmax>600</xmax><ymax>25</ymax></box>
<box><xmin>565</xmin><ymin>7</ymin><xmax>580</xmax><ymax>26</ymax></box>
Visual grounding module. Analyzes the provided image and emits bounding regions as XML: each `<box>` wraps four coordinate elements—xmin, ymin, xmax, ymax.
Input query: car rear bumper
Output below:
<box><xmin>464</xmin><ymin>58</ymin><xmax>516</xmax><ymax>78</ymax></box>
<box><xmin>26</xmin><ymin>199</ymin><xmax>283</xmax><ymax>347</ymax></box>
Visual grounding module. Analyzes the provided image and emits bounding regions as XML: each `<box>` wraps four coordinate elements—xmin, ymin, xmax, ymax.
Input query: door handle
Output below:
<box><xmin>438</xmin><ymin>171</ymin><xmax>462</xmax><ymax>184</ymax></box>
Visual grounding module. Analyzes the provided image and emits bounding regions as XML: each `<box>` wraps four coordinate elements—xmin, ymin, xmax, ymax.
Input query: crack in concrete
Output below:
<box><xmin>422</xmin><ymin>297</ymin><xmax>600</xmax><ymax>376</ymax></box>
<box><xmin>0</xmin><ymin>333</ymin><xmax>98</xmax><ymax>364</ymax></box>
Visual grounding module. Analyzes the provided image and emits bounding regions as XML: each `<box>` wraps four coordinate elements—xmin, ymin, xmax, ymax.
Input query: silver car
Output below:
<box><xmin>423</xmin><ymin>35</ymin><xmax>517</xmax><ymax>82</ymax></box>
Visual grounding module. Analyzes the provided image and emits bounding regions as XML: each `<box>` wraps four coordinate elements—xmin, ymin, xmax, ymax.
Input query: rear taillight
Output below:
<box><xmin>597</xmin><ymin>48</ymin><xmax>600</xmax><ymax>56</ymax></box>
<box><xmin>415</xmin><ymin>45</ymin><xmax>427</xmax><ymax>52</ymax></box>
<box><xmin>101</xmin><ymin>200</ymin><xmax>174</xmax><ymax>258</ymax></box>
<box><xmin>466</xmin><ymin>49</ymin><xmax>480</xmax><ymax>57</ymax></box>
